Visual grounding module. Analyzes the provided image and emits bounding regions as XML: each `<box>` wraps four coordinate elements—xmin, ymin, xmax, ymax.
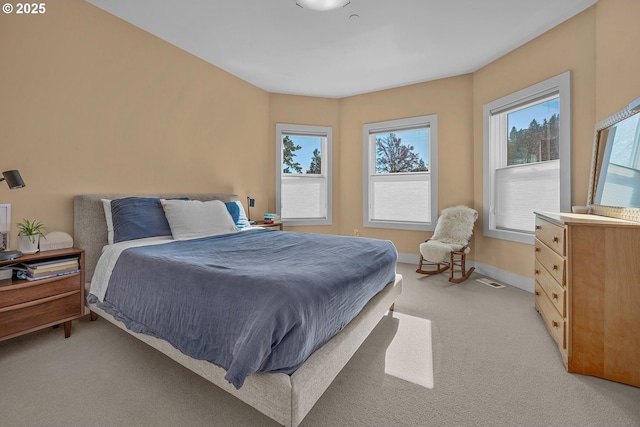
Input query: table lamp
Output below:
<box><xmin>247</xmin><ymin>196</ymin><xmax>255</xmax><ymax>223</ymax></box>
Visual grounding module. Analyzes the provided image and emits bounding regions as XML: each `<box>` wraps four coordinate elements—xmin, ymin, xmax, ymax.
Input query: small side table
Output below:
<box><xmin>0</xmin><ymin>247</ymin><xmax>85</xmax><ymax>342</ymax></box>
<box><xmin>253</xmin><ymin>220</ymin><xmax>284</xmax><ymax>231</ymax></box>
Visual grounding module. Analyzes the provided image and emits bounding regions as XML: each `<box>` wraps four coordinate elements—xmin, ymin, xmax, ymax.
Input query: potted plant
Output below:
<box><xmin>17</xmin><ymin>218</ymin><xmax>47</xmax><ymax>254</ymax></box>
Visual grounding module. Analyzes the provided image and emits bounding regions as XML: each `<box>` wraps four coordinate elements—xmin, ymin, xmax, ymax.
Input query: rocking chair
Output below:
<box><xmin>416</xmin><ymin>205</ymin><xmax>478</xmax><ymax>283</ymax></box>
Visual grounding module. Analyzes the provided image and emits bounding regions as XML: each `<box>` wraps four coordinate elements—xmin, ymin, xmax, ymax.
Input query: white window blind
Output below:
<box><xmin>495</xmin><ymin>160</ymin><xmax>559</xmax><ymax>232</ymax></box>
<box><xmin>370</xmin><ymin>174</ymin><xmax>430</xmax><ymax>223</ymax></box>
<box><xmin>281</xmin><ymin>176</ymin><xmax>326</xmax><ymax>220</ymax></box>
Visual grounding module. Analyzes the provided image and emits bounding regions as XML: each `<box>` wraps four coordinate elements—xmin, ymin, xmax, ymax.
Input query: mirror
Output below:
<box><xmin>587</xmin><ymin>97</ymin><xmax>640</xmax><ymax>222</ymax></box>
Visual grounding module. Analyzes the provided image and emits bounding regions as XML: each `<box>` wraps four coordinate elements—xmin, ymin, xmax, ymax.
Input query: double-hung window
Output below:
<box><xmin>276</xmin><ymin>123</ymin><xmax>332</xmax><ymax>226</ymax></box>
<box><xmin>483</xmin><ymin>71</ymin><xmax>571</xmax><ymax>244</ymax></box>
<box><xmin>363</xmin><ymin>115</ymin><xmax>438</xmax><ymax>231</ymax></box>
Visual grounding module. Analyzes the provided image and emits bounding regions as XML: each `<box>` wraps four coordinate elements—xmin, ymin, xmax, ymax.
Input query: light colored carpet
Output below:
<box><xmin>1</xmin><ymin>262</ymin><xmax>639</xmax><ymax>426</ymax></box>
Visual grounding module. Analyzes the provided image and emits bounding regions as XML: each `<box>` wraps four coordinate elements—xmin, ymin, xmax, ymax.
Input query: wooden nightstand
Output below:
<box><xmin>0</xmin><ymin>248</ymin><xmax>85</xmax><ymax>341</ymax></box>
<box><xmin>253</xmin><ymin>220</ymin><xmax>284</xmax><ymax>230</ymax></box>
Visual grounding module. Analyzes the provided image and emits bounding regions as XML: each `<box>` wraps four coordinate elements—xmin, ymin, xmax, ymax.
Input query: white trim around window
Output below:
<box><xmin>483</xmin><ymin>71</ymin><xmax>571</xmax><ymax>244</ymax></box>
<box><xmin>363</xmin><ymin>115</ymin><xmax>438</xmax><ymax>231</ymax></box>
<box><xmin>276</xmin><ymin>123</ymin><xmax>332</xmax><ymax>226</ymax></box>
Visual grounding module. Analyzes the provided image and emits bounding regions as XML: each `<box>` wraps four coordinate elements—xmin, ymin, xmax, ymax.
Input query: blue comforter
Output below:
<box><xmin>92</xmin><ymin>229</ymin><xmax>397</xmax><ymax>388</ymax></box>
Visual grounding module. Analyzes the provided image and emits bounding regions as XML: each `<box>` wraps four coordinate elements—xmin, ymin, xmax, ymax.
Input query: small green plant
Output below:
<box><xmin>16</xmin><ymin>219</ymin><xmax>47</xmax><ymax>244</ymax></box>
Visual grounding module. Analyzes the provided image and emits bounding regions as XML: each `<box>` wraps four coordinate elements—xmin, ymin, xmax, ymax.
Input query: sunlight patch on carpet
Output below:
<box><xmin>384</xmin><ymin>311</ymin><xmax>434</xmax><ymax>389</ymax></box>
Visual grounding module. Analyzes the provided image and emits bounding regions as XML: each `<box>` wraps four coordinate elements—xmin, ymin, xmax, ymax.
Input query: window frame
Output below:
<box><xmin>276</xmin><ymin>123</ymin><xmax>332</xmax><ymax>226</ymax></box>
<box><xmin>483</xmin><ymin>71</ymin><xmax>571</xmax><ymax>244</ymax></box>
<box><xmin>363</xmin><ymin>115</ymin><xmax>438</xmax><ymax>231</ymax></box>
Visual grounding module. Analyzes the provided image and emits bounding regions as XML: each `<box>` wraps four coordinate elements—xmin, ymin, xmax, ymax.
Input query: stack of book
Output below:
<box><xmin>23</xmin><ymin>257</ymin><xmax>80</xmax><ymax>281</ymax></box>
<box><xmin>263</xmin><ymin>213</ymin><xmax>280</xmax><ymax>224</ymax></box>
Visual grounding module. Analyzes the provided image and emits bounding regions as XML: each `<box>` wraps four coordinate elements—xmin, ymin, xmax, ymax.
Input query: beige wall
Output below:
<box><xmin>0</xmin><ymin>0</ymin><xmax>269</xmax><ymax>246</ymax></box>
<box><xmin>595</xmin><ymin>0</ymin><xmax>640</xmax><ymax>120</ymax></box>
<box><xmin>268</xmin><ymin>94</ymin><xmax>341</xmax><ymax>234</ymax></box>
<box><xmin>338</xmin><ymin>76</ymin><xmax>474</xmax><ymax>256</ymax></box>
<box><xmin>2</xmin><ymin>1</ymin><xmax>638</xmax><ymax>284</ymax></box>
<box><xmin>269</xmin><ymin>76</ymin><xmax>473</xmax><ymax>256</ymax></box>
<box><xmin>472</xmin><ymin>6</ymin><xmax>597</xmax><ymax>278</ymax></box>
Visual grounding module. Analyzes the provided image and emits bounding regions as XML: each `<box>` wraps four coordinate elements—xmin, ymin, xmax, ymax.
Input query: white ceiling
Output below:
<box><xmin>85</xmin><ymin>0</ymin><xmax>597</xmax><ymax>98</ymax></box>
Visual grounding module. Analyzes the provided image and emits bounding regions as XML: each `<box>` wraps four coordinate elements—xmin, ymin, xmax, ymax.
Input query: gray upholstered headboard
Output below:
<box><xmin>73</xmin><ymin>194</ymin><xmax>239</xmax><ymax>283</ymax></box>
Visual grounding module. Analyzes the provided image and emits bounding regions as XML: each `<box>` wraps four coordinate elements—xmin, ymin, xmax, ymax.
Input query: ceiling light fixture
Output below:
<box><xmin>296</xmin><ymin>0</ymin><xmax>350</xmax><ymax>12</ymax></box>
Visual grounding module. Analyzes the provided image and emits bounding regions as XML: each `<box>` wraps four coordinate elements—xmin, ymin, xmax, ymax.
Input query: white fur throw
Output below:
<box><xmin>419</xmin><ymin>205</ymin><xmax>478</xmax><ymax>262</ymax></box>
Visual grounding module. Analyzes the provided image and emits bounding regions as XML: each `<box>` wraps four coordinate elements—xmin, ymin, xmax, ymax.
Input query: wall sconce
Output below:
<box><xmin>247</xmin><ymin>197</ymin><xmax>255</xmax><ymax>223</ymax></box>
<box><xmin>1</xmin><ymin>170</ymin><xmax>25</xmax><ymax>189</ymax></box>
<box><xmin>0</xmin><ymin>169</ymin><xmax>25</xmax><ymax>261</ymax></box>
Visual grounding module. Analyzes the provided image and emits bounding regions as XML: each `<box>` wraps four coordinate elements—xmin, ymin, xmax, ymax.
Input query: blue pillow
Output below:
<box><xmin>225</xmin><ymin>201</ymin><xmax>252</xmax><ymax>229</ymax></box>
<box><xmin>111</xmin><ymin>197</ymin><xmax>176</xmax><ymax>243</ymax></box>
<box><xmin>225</xmin><ymin>201</ymin><xmax>240</xmax><ymax>223</ymax></box>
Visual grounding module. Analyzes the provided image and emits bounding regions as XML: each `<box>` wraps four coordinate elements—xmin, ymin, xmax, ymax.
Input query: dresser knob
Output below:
<box><xmin>553</xmin><ymin>236</ymin><xmax>559</xmax><ymax>243</ymax></box>
<box><xmin>535</xmin><ymin>291</ymin><xmax>540</xmax><ymax>296</ymax></box>
<box><xmin>552</xmin><ymin>293</ymin><xmax>558</xmax><ymax>300</ymax></box>
<box><xmin>552</xmin><ymin>321</ymin><xmax>559</xmax><ymax>328</ymax></box>
<box><xmin>535</xmin><ymin>248</ymin><xmax>540</xmax><ymax>252</ymax></box>
<box><xmin>535</xmin><ymin>225</ymin><xmax>541</xmax><ymax>230</ymax></box>
<box><xmin>535</xmin><ymin>270</ymin><xmax>540</xmax><ymax>275</ymax></box>
<box><xmin>553</xmin><ymin>265</ymin><xmax>558</xmax><ymax>270</ymax></box>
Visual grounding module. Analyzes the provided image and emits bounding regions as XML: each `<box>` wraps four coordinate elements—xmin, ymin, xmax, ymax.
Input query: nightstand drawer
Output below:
<box><xmin>0</xmin><ymin>274</ymin><xmax>81</xmax><ymax>309</ymax></box>
<box><xmin>0</xmin><ymin>292</ymin><xmax>81</xmax><ymax>337</ymax></box>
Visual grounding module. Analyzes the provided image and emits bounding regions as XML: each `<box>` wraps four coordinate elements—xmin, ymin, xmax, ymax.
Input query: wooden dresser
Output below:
<box><xmin>534</xmin><ymin>212</ymin><xmax>640</xmax><ymax>387</ymax></box>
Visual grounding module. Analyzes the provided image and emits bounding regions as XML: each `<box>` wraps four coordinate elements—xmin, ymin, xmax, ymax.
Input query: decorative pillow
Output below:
<box><xmin>225</xmin><ymin>201</ymin><xmax>252</xmax><ymax>228</ymax></box>
<box><xmin>161</xmin><ymin>199</ymin><xmax>239</xmax><ymax>240</ymax></box>
<box><xmin>111</xmin><ymin>197</ymin><xmax>175</xmax><ymax>243</ymax></box>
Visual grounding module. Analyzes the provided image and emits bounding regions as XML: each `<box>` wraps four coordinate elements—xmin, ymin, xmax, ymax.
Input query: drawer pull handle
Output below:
<box><xmin>553</xmin><ymin>265</ymin><xmax>558</xmax><ymax>271</ymax></box>
<box><xmin>535</xmin><ymin>291</ymin><xmax>540</xmax><ymax>296</ymax></box>
<box><xmin>552</xmin><ymin>321</ymin><xmax>559</xmax><ymax>328</ymax></box>
<box><xmin>552</xmin><ymin>293</ymin><xmax>558</xmax><ymax>300</ymax></box>
<box><xmin>535</xmin><ymin>269</ymin><xmax>540</xmax><ymax>275</ymax></box>
<box><xmin>535</xmin><ymin>248</ymin><xmax>540</xmax><ymax>252</ymax></box>
<box><xmin>535</xmin><ymin>225</ymin><xmax>541</xmax><ymax>230</ymax></box>
<box><xmin>553</xmin><ymin>236</ymin><xmax>559</xmax><ymax>243</ymax></box>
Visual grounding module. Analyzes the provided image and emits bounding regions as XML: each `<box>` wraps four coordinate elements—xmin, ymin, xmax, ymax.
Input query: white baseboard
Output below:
<box><xmin>397</xmin><ymin>253</ymin><xmax>534</xmax><ymax>293</ymax></box>
<box><xmin>473</xmin><ymin>262</ymin><xmax>534</xmax><ymax>293</ymax></box>
<box><xmin>397</xmin><ymin>252</ymin><xmax>420</xmax><ymax>265</ymax></box>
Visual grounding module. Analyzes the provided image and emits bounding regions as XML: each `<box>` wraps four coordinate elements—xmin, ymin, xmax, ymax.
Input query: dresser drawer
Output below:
<box><xmin>535</xmin><ymin>282</ymin><xmax>566</xmax><ymax>349</ymax></box>
<box><xmin>535</xmin><ymin>217</ymin><xmax>566</xmax><ymax>256</ymax></box>
<box><xmin>535</xmin><ymin>239</ymin><xmax>565</xmax><ymax>286</ymax></box>
<box><xmin>0</xmin><ymin>292</ymin><xmax>81</xmax><ymax>338</ymax></box>
<box><xmin>0</xmin><ymin>274</ymin><xmax>81</xmax><ymax>309</ymax></box>
<box><xmin>535</xmin><ymin>260</ymin><xmax>566</xmax><ymax>316</ymax></box>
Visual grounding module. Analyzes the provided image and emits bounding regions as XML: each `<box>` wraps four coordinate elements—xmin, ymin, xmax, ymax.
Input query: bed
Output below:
<box><xmin>73</xmin><ymin>193</ymin><xmax>403</xmax><ymax>426</ymax></box>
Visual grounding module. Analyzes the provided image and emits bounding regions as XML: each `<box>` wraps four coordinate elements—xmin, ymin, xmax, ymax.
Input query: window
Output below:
<box><xmin>483</xmin><ymin>71</ymin><xmax>571</xmax><ymax>244</ymax></box>
<box><xmin>276</xmin><ymin>123</ymin><xmax>332</xmax><ymax>226</ymax></box>
<box><xmin>363</xmin><ymin>115</ymin><xmax>438</xmax><ymax>231</ymax></box>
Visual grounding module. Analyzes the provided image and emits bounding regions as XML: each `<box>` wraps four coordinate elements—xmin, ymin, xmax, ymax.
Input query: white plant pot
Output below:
<box><xmin>18</xmin><ymin>235</ymin><xmax>40</xmax><ymax>254</ymax></box>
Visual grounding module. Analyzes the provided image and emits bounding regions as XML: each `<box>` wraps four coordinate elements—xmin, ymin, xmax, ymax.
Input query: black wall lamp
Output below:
<box><xmin>1</xmin><ymin>170</ymin><xmax>25</xmax><ymax>189</ymax></box>
<box><xmin>0</xmin><ymin>169</ymin><xmax>26</xmax><ymax>261</ymax></box>
<box><xmin>247</xmin><ymin>196</ymin><xmax>255</xmax><ymax>224</ymax></box>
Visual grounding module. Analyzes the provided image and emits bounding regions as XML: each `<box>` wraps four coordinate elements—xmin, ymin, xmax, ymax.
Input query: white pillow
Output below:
<box><xmin>161</xmin><ymin>199</ymin><xmax>239</xmax><ymax>240</ymax></box>
<box><xmin>102</xmin><ymin>199</ymin><xmax>114</xmax><ymax>245</ymax></box>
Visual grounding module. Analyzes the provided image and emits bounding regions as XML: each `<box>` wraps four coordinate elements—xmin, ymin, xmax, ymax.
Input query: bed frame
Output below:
<box><xmin>73</xmin><ymin>194</ymin><xmax>403</xmax><ymax>427</ymax></box>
